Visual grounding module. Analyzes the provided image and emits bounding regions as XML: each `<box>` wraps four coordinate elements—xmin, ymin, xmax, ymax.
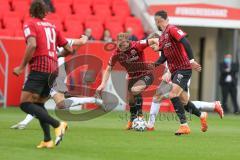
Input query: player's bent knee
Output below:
<box><xmin>131</xmin><ymin>87</ymin><xmax>144</xmax><ymax>95</ymax></box>
<box><xmin>56</xmin><ymin>102</ymin><xmax>65</xmax><ymax>109</ymax></box>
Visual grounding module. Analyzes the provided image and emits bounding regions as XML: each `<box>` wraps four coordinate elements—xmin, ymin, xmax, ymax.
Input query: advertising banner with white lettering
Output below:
<box><xmin>148</xmin><ymin>3</ymin><xmax>240</xmax><ymax>28</ymax></box>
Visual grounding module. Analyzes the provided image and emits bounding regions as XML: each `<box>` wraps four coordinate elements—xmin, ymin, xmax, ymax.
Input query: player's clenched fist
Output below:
<box><xmin>190</xmin><ymin>61</ymin><xmax>202</xmax><ymax>72</ymax></box>
<box><xmin>13</xmin><ymin>66</ymin><xmax>24</xmax><ymax>76</ymax></box>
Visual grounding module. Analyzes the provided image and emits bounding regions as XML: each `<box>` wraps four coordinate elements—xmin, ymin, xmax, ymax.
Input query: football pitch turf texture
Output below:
<box><xmin>0</xmin><ymin>107</ymin><xmax>240</xmax><ymax>160</ymax></box>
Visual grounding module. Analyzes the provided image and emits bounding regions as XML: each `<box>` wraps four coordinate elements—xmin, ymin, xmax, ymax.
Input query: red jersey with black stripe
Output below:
<box><xmin>159</xmin><ymin>25</ymin><xmax>191</xmax><ymax>74</ymax></box>
<box><xmin>108</xmin><ymin>40</ymin><xmax>152</xmax><ymax>79</ymax></box>
<box><xmin>23</xmin><ymin>17</ymin><xmax>68</xmax><ymax>73</ymax></box>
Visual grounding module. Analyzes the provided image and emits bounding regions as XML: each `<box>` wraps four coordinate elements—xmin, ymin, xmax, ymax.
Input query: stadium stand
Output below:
<box><xmin>0</xmin><ymin>0</ymin><xmax>145</xmax><ymax>40</ymax></box>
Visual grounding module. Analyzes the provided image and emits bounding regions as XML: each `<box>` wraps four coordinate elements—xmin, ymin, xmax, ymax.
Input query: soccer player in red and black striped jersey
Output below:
<box><xmin>13</xmin><ymin>0</ymin><xmax>74</xmax><ymax>148</ymax></box>
<box><xmin>96</xmin><ymin>33</ymin><xmax>154</xmax><ymax>129</ymax></box>
<box><xmin>151</xmin><ymin>10</ymin><xmax>208</xmax><ymax>135</ymax></box>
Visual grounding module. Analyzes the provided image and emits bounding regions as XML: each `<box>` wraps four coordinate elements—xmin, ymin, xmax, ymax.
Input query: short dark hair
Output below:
<box><xmin>148</xmin><ymin>32</ymin><xmax>160</xmax><ymax>39</ymax></box>
<box><xmin>155</xmin><ymin>10</ymin><xmax>168</xmax><ymax>20</ymax></box>
<box><xmin>117</xmin><ymin>32</ymin><xmax>129</xmax><ymax>41</ymax></box>
<box><xmin>30</xmin><ymin>0</ymin><xmax>47</xmax><ymax>19</ymax></box>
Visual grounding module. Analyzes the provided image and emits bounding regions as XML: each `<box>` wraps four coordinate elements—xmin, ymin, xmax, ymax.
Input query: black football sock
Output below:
<box><xmin>170</xmin><ymin>97</ymin><xmax>187</xmax><ymax>124</ymax></box>
<box><xmin>35</xmin><ymin>103</ymin><xmax>51</xmax><ymax>142</ymax></box>
<box><xmin>134</xmin><ymin>94</ymin><xmax>143</xmax><ymax>116</ymax></box>
<box><xmin>184</xmin><ymin>101</ymin><xmax>201</xmax><ymax>117</ymax></box>
<box><xmin>20</xmin><ymin>102</ymin><xmax>60</xmax><ymax>128</ymax></box>
<box><xmin>129</xmin><ymin>102</ymin><xmax>137</xmax><ymax>122</ymax></box>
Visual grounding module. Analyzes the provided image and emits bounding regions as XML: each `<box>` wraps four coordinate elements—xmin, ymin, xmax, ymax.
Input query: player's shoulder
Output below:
<box><xmin>167</xmin><ymin>24</ymin><xmax>179</xmax><ymax>31</ymax></box>
<box><xmin>23</xmin><ymin>17</ymin><xmax>36</xmax><ymax>26</ymax></box>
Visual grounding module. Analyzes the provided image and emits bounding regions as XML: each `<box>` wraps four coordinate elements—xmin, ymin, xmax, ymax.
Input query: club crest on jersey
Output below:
<box><xmin>130</xmin><ymin>49</ymin><xmax>137</xmax><ymax>56</ymax></box>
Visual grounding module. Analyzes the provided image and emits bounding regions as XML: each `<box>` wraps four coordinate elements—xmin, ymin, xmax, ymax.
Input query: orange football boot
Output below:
<box><xmin>126</xmin><ymin>121</ymin><xmax>133</xmax><ymax>130</ymax></box>
<box><xmin>37</xmin><ymin>140</ymin><xmax>54</xmax><ymax>149</ymax></box>
<box><xmin>175</xmin><ymin>124</ymin><xmax>191</xmax><ymax>135</ymax></box>
<box><xmin>200</xmin><ymin>112</ymin><xmax>208</xmax><ymax>132</ymax></box>
<box><xmin>214</xmin><ymin>101</ymin><xmax>224</xmax><ymax>119</ymax></box>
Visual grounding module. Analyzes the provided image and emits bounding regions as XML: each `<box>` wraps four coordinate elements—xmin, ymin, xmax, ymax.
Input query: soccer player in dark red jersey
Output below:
<box><xmin>13</xmin><ymin>0</ymin><xmax>74</xmax><ymax>148</ymax></box>
<box><xmin>151</xmin><ymin>10</ymin><xmax>208</xmax><ymax>135</ymax></box>
<box><xmin>96</xmin><ymin>33</ymin><xmax>154</xmax><ymax>129</ymax></box>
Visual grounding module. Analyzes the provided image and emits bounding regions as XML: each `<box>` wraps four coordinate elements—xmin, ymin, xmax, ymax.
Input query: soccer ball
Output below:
<box><xmin>132</xmin><ymin>117</ymin><xmax>147</xmax><ymax>132</ymax></box>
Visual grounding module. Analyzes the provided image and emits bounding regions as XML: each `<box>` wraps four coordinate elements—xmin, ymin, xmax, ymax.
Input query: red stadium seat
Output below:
<box><xmin>62</xmin><ymin>25</ymin><xmax>83</xmax><ymax>38</ymax></box>
<box><xmin>112</xmin><ymin>5</ymin><xmax>131</xmax><ymax>18</ymax></box>
<box><xmin>125</xmin><ymin>17</ymin><xmax>144</xmax><ymax>39</ymax></box>
<box><xmin>73</xmin><ymin>0</ymin><xmax>93</xmax><ymax>8</ymax></box>
<box><xmin>63</xmin><ymin>14</ymin><xmax>85</xmax><ymax>26</ymax></box>
<box><xmin>15</xmin><ymin>28</ymin><xmax>24</xmax><ymax>37</ymax></box>
<box><xmin>84</xmin><ymin>20</ymin><xmax>104</xmax><ymax>40</ymax></box>
<box><xmin>104</xmin><ymin>16</ymin><xmax>124</xmax><ymax>27</ymax></box>
<box><xmin>72</xmin><ymin>4</ymin><xmax>92</xmax><ymax>15</ymax></box>
<box><xmin>112</xmin><ymin>0</ymin><xmax>128</xmax><ymax>6</ymax></box>
<box><xmin>46</xmin><ymin>13</ymin><xmax>61</xmax><ymax>21</ymax></box>
<box><xmin>49</xmin><ymin>19</ymin><xmax>63</xmax><ymax>31</ymax></box>
<box><xmin>54</xmin><ymin>3</ymin><xmax>73</xmax><ymax>19</ymax></box>
<box><xmin>11</xmin><ymin>1</ymin><xmax>29</xmax><ymax>13</ymax></box>
<box><xmin>92</xmin><ymin>0</ymin><xmax>109</xmax><ymax>6</ymax></box>
<box><xmin>94</xmin><ymin>9</ymin><xmax>112</xmax><ymax>18</ymax></box>
<box><xmin>105</xmin><ymin>16</ymin><xmax>124</xmax><ymax>40</ymax></box>
<box><xmin>0</xmin><ymin>28</ymin><xmax>15</xmax><ymax>37</ymax></box>
<box><xmin>93</xmin><ymin>4</ymin><xmax>110</xmax><ymax>12</ymax></box>
<box><xmin>52</xmin><ymin>0</ymin><xmax>73</xmax><ymax>5</ymax></box>
<box><xmin>64</xmin><ymin>19</ymin><xmax>83</xmax><ymax>32</ymax></box>
<box><xmin>85</xmin><ymin>15</ymin><xmax>104</xmax><ymax>25</ymax></box>
<box><xmin>3</xmin><ymin>17</ymin><xmax>22</xmax><ymax>30</ymax></box>
<box><xmin>3</xmin><ymin>11</ymin><xmax>25</xmax><ymax>21</ymax></box>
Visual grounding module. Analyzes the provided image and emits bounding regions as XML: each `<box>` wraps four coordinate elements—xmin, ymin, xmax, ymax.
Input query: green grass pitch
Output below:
<box><xmin>0</xmin><ymin>107</ymin><xmax>240</xmax><ymax>160</ymax></box>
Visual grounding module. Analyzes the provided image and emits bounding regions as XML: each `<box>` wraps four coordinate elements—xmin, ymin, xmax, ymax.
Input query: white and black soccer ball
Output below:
<box><xmin>132</xmin><ymin>117</ymin><xmax>147</xmax><ymax>132</ymax></box>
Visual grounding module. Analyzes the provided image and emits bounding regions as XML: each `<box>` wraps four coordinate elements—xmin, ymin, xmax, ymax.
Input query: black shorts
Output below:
<box><xmin>23</xmin><ymin>71</ymin><xmax>57</xmax><ymax>98</ymax></box>
<box><xmin>128</xmin><ymin>74</ymin><xmax>154</xmax><ymax>91</ymax></box>
<box><xmin>171</xmin><ymin>69</ymin><xmax>192</xmax><ymax>92</ymax></box>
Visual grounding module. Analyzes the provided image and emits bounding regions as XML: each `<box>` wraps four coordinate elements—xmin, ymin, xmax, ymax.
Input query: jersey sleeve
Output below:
<box><xmin>169</xmin><ymin>26</ymin><xmax>187</xmax><ymax>41</ymax></box>
<box><xmin>23</xmin><ymin>21</ymin><xmax>37</xmax><ymax>40</ymax></box>
<box><xmin>56</xmin><ymin>28</ymin><xmax>68</xmax><ymax>47</ymax></box>
<box><xmin>108</xmin><ymin>52</ymin><xmax>118</xmax><ymax>67</ymax></box>
<box><xmin>135</xmin><ymin>40</ymin><xmax>149</xmax><ymax>51</ymax></box>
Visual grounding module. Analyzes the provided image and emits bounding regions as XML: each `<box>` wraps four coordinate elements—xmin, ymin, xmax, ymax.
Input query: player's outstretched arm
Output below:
<box><xmin>72</xmin><ymin>35</ymin><xmax>88</xmax><ymax>46</ymax></box>
<box><xmin>96</xmin><ymin>65</ymin><xmax>112</xmax><ymax>94</ymax></box>
<box><xmin>58</xmin><ymin>35</ymin><xmax>88</xmax><ymax>58</ymax></box>
<box><xmin>147</xmin><ymin>38</ymin><xmax>159</xmax><ymax>46</ymax></box>
<box><xmin>57</xmin><ymin>43</ymin><xmax>74</xmax><ymax>58</ymax></box>
<box><xmin>13</xmin><ymin>37</ymin><xmax>36</xmax><ymax>76</ymax></box>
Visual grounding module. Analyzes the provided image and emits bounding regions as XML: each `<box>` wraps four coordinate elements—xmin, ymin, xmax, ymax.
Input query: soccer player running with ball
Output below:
<box><xmin>96</xmin><ymin>33</ymin><xmax>154</xmax><ymax>130</ymax></box>
<box><xmin>149</xmin><ymin>10</ymin><xmax>210</xmax><ymax>135</ymax></box>
<box><xmin>146</xmin><ymin>33</ymin><xmax>224</xmax><ymax>131</ymax></box>
<box><xmin>13</xmin><ymin>0</ymin><xmax>75</xmax><ymax>148</ymax></box>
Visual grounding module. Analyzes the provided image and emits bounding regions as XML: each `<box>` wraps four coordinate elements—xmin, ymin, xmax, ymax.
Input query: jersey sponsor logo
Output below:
<box><xmin>127</xmin><ymin>49</ymin><xmax>139</xmax><ymax>62</ymax></box>
<box><xmin>130</xmin><ymin>49</ymin><xmax>137</xmax><ymax>56</ymax></box>
<box><xmin>24</xmin><ymin>27</ymin><xmax>31</xmax><ymax>37</ymax></box>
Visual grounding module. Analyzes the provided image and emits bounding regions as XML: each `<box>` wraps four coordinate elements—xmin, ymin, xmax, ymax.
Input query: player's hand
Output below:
<box><xmin>162</xmin><ymin>71</ymin><xmax>171</xmax><ymax>82</ymax></box>
<box><xmin>80</xmin><ymin>35</ymin><xmax>88</xmax><ymax>44</ymax></box>
<box><xmin>191</xmin><ymin>61</ymin><xmax>202</xmax><ymax>72</ymax></box>
<box><xmin>13</xmin><ymin>66</ymin><xmax>24</xmax><ymax>76</ymax></box>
